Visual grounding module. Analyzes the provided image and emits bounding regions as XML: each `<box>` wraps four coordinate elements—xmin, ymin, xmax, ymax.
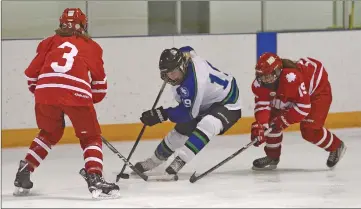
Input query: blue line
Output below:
<box><xmin>256</xmin><ymin>32</ymin><xmax>277</xmax><ymax>60</ymax></box>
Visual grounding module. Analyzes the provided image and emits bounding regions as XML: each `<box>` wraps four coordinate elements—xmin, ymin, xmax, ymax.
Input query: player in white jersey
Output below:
<box><xmin>134</xmin><ymin>46</ymin><xmax>242</xmax><ymax>175</ymax></box>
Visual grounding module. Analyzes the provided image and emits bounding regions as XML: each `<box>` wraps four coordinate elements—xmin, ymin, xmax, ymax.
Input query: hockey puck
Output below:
<box><xmin>120</xmin><ymin>173</ymin><xmax>130</xmax><ymax>179</ymax></box>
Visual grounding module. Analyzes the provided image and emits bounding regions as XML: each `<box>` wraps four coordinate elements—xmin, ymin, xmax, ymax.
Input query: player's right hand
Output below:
<box><xmin>27</xmin><ymin>80</ymin><xmax>37</xmax><ymax>94</ymax></box>
<box><xmin>250</xmin><ymin>121</ymin><xmax>266</xmax><ymax>147</ymax></box>
<box><xmin>140</xmin><ymin>106</ymin><xmax>168</xmax><ymax>126</ymax></box>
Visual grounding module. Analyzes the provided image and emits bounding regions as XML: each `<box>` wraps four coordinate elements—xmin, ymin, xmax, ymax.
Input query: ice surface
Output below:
<box><xmin>2</xmin><ymin>128</ymin><xmax>360</xmax><ymax>207</ymax></box>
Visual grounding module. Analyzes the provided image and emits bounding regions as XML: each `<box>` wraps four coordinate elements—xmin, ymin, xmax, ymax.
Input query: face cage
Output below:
<box><xmin>256</xmin><ymin>68</ymin><xmax>281</xmax><ymax>84</ymax></box>
<box><xmin>160</xmin><ymin>67</ymin><xmax>185</xmax><ymax>86</ymax></box>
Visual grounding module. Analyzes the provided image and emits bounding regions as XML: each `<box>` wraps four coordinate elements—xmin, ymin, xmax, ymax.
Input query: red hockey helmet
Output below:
<box><xmin>255</xmin><ymin>52</ymin><xmax>283</xmax><ymax>84</ymax></box>
<box><xmin>59</xmin><ymin>8</ymin><xmax>88</xmax><ymax>33</ymax></box>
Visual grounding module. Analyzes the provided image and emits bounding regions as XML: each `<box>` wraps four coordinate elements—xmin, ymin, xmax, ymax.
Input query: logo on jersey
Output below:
<box><xmin>286</xmin><ymin>72</ymin><xmax>297</xmax><ymax>83</ymax></box>
<box><xmin>269</xmin><ymin>92</ymin><xmax>276</xmax><ymax>97</ymax></box>
<box><xmin>253</xmin><ymin>80</ymin><xmax>261</xmax><ymax>88</ymax></box>
<box><xmin>178</xmin><ymin>86</ymin><xmax>189</xmax><ymax>98</ymax></box>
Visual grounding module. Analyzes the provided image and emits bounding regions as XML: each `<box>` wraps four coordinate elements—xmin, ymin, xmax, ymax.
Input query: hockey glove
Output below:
<box><xmin>27</xmin><ymin>80</ymin><xmax>37</xmax><ymax>94</ymax></box>
<box><xmin>270</xmin><ymin>115</ymin><xmax>290</xmax><ymax>132</ymax></box>
<box><xmin>251</xmin><ymin>121</ymin><xmax>266</xmax><ymax>147</ymax></box>
<box><xmin>140</xmin><ymin>106</ymin><xmax>168</xmax><ymax>126</ymax></box>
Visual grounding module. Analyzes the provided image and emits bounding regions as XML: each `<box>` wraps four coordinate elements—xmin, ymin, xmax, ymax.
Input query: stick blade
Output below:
<box><xmin>189</xmin><ymin>171</ymin><xmax>198</xmax><ymax>183</ymax></box>
<box><xmin>116</xmin><ymin>173</ymin><xmax>130</xmax><ymax>182</ymax></box>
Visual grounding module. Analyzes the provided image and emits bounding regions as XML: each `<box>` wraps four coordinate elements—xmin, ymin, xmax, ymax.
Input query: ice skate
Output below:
<box><xmin>13</xmin><ymin>160</ymin><xmax>33</xmax><ymax>196</ymax></box>
<box><xmin>79</xmin><ymin>168</ymin><xmax>120</xmax><ymax>199</ymax></box>
<box><xmin>165</xmin><ymin>156</ymin><xmax>186</xmax><ymax>174</ymax></box>
<box><xmin>134</xmin><ymin>154</ymin><xmax>164</xmax><ymax>173</ymax></box>
<box><xmin>327</xmin><ymin>141</ymin><xmax>346</xmax><ymax>168</ymax></box>
<box><xmin>252</xmin><ymin>156</ymin><xmax>280</xmax><ymax>170</ymax></box>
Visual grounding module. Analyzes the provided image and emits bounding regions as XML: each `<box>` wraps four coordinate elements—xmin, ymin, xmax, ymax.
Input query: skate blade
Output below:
<box><xmin>13</xmin><ymin>187</ymin><xmax>31</xmax><ymax>196</ymax></box>
<box><xmin>92</xmin><ymin>189</ymin><xmax>121</xmax><ymax>200</ymax></box>
<box><xmin>252</xmin><ymin>165</ymin><xmax>277</xmax><ymax>171</ymax></box>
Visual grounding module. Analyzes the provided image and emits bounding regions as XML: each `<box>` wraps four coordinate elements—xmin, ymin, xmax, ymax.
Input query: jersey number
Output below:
<box><xmin>183</xmin><ymin>99</ymin><xmax>192</xmax><ymax>107</ymax></box>
<box><xmin>50</xmin><ymin>42</ymin><xmax>78</xmax><ymax>73</ymax></box>
<box><xmin>209</xmin><ymin>74</ymin><xmax>229</xmax><ymax>89</ymax></box>
<box><xmin>298</xmin><ymin>82</ymin><xmax>307</xmax><ymax>97</ymax></box>
<box><xmin>207</xmin><ymin>61</ymin><xmax>229</xmax><ymax>89</ymax></box>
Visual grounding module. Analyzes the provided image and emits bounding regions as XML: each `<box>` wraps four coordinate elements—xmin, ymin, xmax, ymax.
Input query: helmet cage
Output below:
<box><xmin>160</xmin><ymin>63</ymin><xmax>186</xmax><ymax>86</ymax></box>
<box><xmin>256</xmin><ymin>68</ymin><xmax>281</xmax><ymax>84</ymax></box>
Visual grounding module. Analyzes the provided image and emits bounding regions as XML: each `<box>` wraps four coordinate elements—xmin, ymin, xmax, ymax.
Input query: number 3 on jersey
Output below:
<box><xmin>50</xmin><ymin>42</ymin><xmax>78</xmax><ymax>73</ymax></box>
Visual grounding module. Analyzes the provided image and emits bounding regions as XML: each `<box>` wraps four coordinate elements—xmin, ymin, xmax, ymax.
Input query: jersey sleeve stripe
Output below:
<box><xmin>91</xmin><ymin>89</ymin><xmax>107</xmax><ymax>93</ymax></box>
<box><xmin>91</xmin><ymin>76</ymin><xmax>107</xmax><ymax>85</ymax></box>
<box><xmin>303</xmin><ymin>57</ymin><xmax>317</xmax><ymax>95</ymax></box>
<box><xmin>255</xmin><ymin>106</ymin><xmax>271</xmax><ymax>112</ymax></box>
<box><xmin>256</xmin><ymin>101</ymin><xmax>271</xmax><ymax>106</ymax></box>
<box><xmin>26</xmin><ymin>76</ymin><xmax>38</xmax><ymax>81</ymax></box>
<box><xmin>310</xmin><ymin>66</ymin><xmax>324</xmax><ymax>95</ymax></box>
<box><xmin>296</xmin><ymin>103</ymin><xmax>311</xmax><ymax>108</ymax></box>
<box><xmin>221</xmin><ymin>78</ymin><xmax>239</xmax><ymax>105</ymax></box>
<box><xmin>189</xmin><ymin>62</ymin><xmax>198</xmax><ymax>119</ymax></box>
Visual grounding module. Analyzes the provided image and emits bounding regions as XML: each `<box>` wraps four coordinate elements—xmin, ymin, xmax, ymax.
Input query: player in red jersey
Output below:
<box><xmin>13</xmin><ymin>8</ymin><xmax>119</xmax><ymax>198</ymax></box>
<box><xmin>250</xmin><ymin>52</ymin><xmax>346</xmax><ymax>170</ymax></box>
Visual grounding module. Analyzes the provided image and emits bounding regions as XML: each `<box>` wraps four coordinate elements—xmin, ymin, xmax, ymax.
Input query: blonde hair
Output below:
<box><xmin>281</xmin><ymin>59</ymin><xmax>299</xmax><ymax>69</ymax></box>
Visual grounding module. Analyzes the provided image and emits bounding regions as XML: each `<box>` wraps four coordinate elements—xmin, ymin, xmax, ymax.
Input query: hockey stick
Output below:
<box><xmin>116</xmin><ymin>81</ymin><xmax>167</xmax><ymax>182</ymax></box>
<box><xmin>101</xmin><ymin>136</ymin><xmax>148</xmax><ymax>181</ymax></box>
<box><xmin>101</xmin><ymin>136</ymin><xmax>178</xmax><ymax>182</ymax></box>
<box><xmin>189</xmin><ymin>128</ymin><xmax>272</xmax><ymax>183</ymax></box>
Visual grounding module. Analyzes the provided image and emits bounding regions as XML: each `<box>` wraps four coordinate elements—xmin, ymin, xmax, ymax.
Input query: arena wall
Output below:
<box><xmin>2</xmin><ymin>30</ymin><xmax>361</xmax><ymax>148</ymax></box>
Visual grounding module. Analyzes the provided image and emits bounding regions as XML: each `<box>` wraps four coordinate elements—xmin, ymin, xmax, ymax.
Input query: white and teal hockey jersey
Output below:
<box><xmin>165</xmin><ymin>46</ymin><xmax>242</xmax><ymax>123</ymax></box>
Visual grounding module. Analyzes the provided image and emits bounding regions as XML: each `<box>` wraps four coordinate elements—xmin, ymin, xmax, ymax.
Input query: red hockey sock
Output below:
<box><xmin>264</xmin><ymin>131</ymin><xmax>283</xmax><ymax>159</ymax></box>
<box><xmin>83</xmin><ymin>145</ymin><xmax>103</xmax><ymax>175</ymax></box>
<box><xmin>24</xmin><ymin>137</ymin><xmax>52</xmax><ymax>172</ymax></box>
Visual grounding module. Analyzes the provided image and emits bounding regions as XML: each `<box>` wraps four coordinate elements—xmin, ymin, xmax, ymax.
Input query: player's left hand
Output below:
<box><xmin>270</xmin><ymin>115</ymin><xmax>289</xmax><ymax>132</ymax></box>
<box><xmin>140</xmin><ymin>106</ymin><xmax>168</xmax><ymax>126</ymax></box>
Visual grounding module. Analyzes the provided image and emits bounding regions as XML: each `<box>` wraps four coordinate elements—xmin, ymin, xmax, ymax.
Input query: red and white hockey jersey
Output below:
<box><xmin>252</xmin><ymin>57</ymin><xmax>329</xmax><ymax>126</ymax></box>
<box><xmin>25</xmin><ymin>34</ymin><xmax>107</xmax><ymax>106</ymax></box>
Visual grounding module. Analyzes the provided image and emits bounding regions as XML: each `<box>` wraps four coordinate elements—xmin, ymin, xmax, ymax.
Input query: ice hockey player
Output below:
<box><xmin>250</xmin><ymin>52</ymin><xmax>346</xmax><ymax>170</ymax></box>
<box><xmin>14</xmin><ymin>8</ymin><xmax>119</xmax><ymax>198</ymax></box>
<box><xmin>134</xmin><ymin>46</ymin><xmax>242</xmax><ymax>176</ymax></box>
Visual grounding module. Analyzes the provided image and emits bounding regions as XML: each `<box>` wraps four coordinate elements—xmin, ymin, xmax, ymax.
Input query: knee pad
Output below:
<box><xmin>164</xmin><ymin>129</ymin><xmax>189</xmax><ymax>151</ymax></box>
<box><xmin>209</xmin><ymin>106</ymin><xmax>241</xmax><ymax>134</ymax></box>
<box><xmin>196</xmin><ymin>115</ymin><xmax>223</xmax><ymax>138</ymax></box>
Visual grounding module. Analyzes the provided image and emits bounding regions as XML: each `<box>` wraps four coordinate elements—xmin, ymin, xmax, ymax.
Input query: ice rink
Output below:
<box><xmin>2</xmin><ymin>128</ymin><xmax>360</xmax><ymax>208</ymax></box>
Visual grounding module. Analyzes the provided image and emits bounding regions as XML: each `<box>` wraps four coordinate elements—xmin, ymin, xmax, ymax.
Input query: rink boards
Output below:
<box><xmin>2</xmin><ymin>31</ymin><xmax>361</xmax><ymax>148</ymax></box>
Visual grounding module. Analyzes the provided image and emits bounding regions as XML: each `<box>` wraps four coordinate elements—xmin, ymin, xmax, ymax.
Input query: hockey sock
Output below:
<box><xmin>83</xmin><ymin>145</ymin><xmax>103</xmax><ymax>175</ymax></box>
<box><xmin>25</xmin><ymin>137</ymin><xmax>52</xmax><ymax>172</ymax></box>
<box><xmin>309</xmin><ymin>128</ymin><xmax>342</xmax><ymax>152</ymax></box>
<box><xmin>180</xmin><ymin>128</ymin><xmax>210</xmax><ymax>162</ymax></box>
<box><xmin>155</xmin><ymin>139</ymin><xmax>174</xmax><ymax>160</ymax></box>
